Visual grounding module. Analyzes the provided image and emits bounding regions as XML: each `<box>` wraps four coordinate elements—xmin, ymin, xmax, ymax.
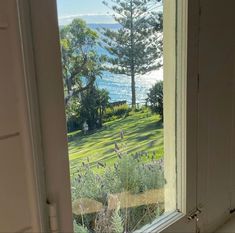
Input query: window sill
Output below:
<box><xmin>134</xmin><ymin>211</ymin><xmax>184</xmax><ymax>233</ymax></box>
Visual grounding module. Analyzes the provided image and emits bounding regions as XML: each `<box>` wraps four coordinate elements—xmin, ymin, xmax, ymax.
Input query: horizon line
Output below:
<box><xmin>58</xmin><ymin>13</ymin><xmax>112</xmax><ymax>20</ymax></box>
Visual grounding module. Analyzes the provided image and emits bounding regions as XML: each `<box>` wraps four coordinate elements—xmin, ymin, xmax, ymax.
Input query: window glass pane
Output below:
<box><xmin>56</xmin><ymin>0</ymin><xmax>176</xmax><ymax>231</ymax></box>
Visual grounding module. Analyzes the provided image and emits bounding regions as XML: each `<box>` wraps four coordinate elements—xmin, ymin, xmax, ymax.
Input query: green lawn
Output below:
<box><xmin>68</xmin><ymin>109</ymin><xmax>164</xmax><ymax>176</ymax></box>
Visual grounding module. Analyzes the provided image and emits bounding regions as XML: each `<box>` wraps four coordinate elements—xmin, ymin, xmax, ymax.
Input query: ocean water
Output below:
<box><xmin>94</xmin><ymin>34</ymin><xmax>163</xmax><ymax>104</ymax></box>
<box><xmin>57</xmin><ymin>0</ymin><xmax>163</xmax><ymax>104</ymax></box>
<box><xmin>97</xmin><ymin>70</ymin><xmax>163</xmax><ymax>104</ymax></box>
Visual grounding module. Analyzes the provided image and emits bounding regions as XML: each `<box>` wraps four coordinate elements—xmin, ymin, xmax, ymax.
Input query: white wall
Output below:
<box><xmin>0</xmin><ymin>1</ymin><xmax>44</xmax><ymax>232</ymax></box>
<box><xmin>197</xmin><ymin>0</ymin><xmax>235</xmax><ymax>232</ymax></box>
<box><xmin>0</xmin><ymin>0</ymin><xmax>73</xmax><ymax>231</ymax></box>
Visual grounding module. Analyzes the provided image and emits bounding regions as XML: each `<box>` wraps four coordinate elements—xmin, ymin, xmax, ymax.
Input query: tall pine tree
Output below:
<box><xmin>101</xmin><ymin>0</ymin><xmax>163</xmax><ymax>108</ymax></box>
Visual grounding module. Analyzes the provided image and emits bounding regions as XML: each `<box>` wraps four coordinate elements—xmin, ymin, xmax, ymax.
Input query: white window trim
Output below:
<box><xmin>17</xmin><ymin>0</ymin><xmax>200</xmax><ymax>232</ymax></box>
<box><xmin>17</xmin><ymin>0</ymin><xmax>73</xmax><ymax>231</ymax></box>
<box><xmin>137</xmin><ymin>0</ymin><xmax>200</xmax><ymax>231</ymax></box>
<box><xmin>17</xmin><ymin>0</ymin><xmax>48</xmax><ymax>231</ymax></box>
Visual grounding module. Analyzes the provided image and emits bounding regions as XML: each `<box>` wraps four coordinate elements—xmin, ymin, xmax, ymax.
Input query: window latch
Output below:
<box><xmin>187</xmin><ymin>208</ymin><xmax>202</xmax><ymax>222</ymax></box>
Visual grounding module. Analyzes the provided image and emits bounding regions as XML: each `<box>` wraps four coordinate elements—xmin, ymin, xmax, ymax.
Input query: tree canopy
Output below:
<box><xmin>79</xmin><ymin>86</ymin><xmax>110</xmax><ymax>130</ymax></box>
<box><xmin>147</xmin><ymin>80</ymin><xmax>163</xmax><ymax>119</ymax></box>
<box><xmin>60</xmin><ymin>19</ymin><xmax>106</xmax><ymax>106</ymax></box>
<box><xmin>101</xmin><ymin>0</ymin><xmax>163</xmax><ymax>108</ymax></box>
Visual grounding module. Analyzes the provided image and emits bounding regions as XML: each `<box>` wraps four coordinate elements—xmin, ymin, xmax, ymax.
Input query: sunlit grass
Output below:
<box><xmin>68</xmin><ymin>108</ymin><xmax>164</xmax><ymax>176</ymax></box>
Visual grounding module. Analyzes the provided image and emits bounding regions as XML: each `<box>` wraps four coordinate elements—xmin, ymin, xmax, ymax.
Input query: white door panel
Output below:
<box><xmin>0</xmin><ymin>136</ymin><xmax>32</xmax><ymax>232</ymax></box>
<box><xmin>0</xmin><ymin>1</ymin><xmax>20</xmax><ymax>137</ymax></box>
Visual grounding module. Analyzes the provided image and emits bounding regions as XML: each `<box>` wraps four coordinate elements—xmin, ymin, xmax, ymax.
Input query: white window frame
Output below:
<box><xmin>17</xmin><ymin>0</ymin><xmax>200</xmax><ymax>232</ymax></box>
<box><xmin>137</xmin><ymin>0</ymin><xmax>200</xmax><ymax>231</ymax></box>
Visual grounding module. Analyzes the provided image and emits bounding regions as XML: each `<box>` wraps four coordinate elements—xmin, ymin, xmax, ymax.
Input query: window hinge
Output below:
<box><xmin>187</xmin><ymin>208</ymin><xmax>202</xmax><ymax>222</ymax></box>
<box><xmin>47</xmin><ymin>202</ymin><xmax>59</xmax><ymax>233</ymax></box>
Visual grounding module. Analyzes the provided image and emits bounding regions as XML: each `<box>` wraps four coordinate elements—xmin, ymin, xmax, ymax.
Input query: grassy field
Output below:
<box><xmin>68</xmin><ymin>109</ymin><xmax>164</xmax><ymax>176</ymax></box>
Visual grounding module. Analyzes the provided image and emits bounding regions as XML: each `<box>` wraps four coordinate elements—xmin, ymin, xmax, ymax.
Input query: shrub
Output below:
<box><xmin>79</xmin><ymin>86</ymin><xmax>110</xmax><ymax>130</ymax></box>
<box><xmin>104</xmin><ymin>104</ymin><xmax>131</xmax><ymax>122</ymax></box>
<box><xmin>66</xmin><ymin>87</ymin><xmax>110</xmax><ymax>132</ymax></box>
<box><xmin>73</xmin><ymin>221</ymin><xmax>89</xmax><ymax>233</ymax></box>
<box><xmin>71</xmin><ymin>151</ymin><xmax>165</xmax><ymax>232</ymax></box>
<box><xmin>146</xmin><ymin>81</ymin><xmax>163</xmax><ymax>120</ymax></box>
<box><xmin>66</xmin><ymin>96</ymin><xmax>81</xmax><ymax>132</ymax></box>
<box><xmin>116</xmin><ymin>155</ymin><xmax>165</xmax><ymax>194</ymax></box>
<box><xmin>112</xmin><ymin>208</ymin><xmax>124</xmax><ymax>233</ymax></box>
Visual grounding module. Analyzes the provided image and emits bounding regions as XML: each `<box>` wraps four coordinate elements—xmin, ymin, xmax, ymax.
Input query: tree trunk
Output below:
<box><xmin>130</xmin><ymin>0</ymin><xmax>136</xmax><ymax>109</ymax></box>
<box><xmin>131</xmin><ymin>72</ymin><xmax>136</xmax><ymax>109</ymax></box>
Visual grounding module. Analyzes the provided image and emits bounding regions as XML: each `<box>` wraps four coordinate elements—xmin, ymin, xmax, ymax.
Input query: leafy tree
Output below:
<box><xmin>79</xmin><ymin>86</ymin><xmax>110</xmax><ymax>130</ymax></box>
<box><xmin>65</xmin><ymin>96</ymin><xmax>81</xmax><ymax>132</ymax></box>
<box><xmin>147</xmin><ymin>80</ymin><xmax>163</xmax><ymax>119</ymax></box>
<box><xmin>60</xmin><ymin>18</ymin><xmax>106</xmax><ymax>106</ymax></box>
<box><xmin>96</xmin><ymin>88</ymin><xmax>110</xmax><ymax>127</ymax></box>
<box><xmin>101</xmin><ymin>0</ymin><xmax>163</xmax><ymax>108</ymax></box>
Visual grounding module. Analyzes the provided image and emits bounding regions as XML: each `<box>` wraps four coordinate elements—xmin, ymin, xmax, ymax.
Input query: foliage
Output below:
<box><xmin>73</xmin><ymin>221</ymin><xmax>89</xmax><ymax>233</ymax></box>
<box><xmin>115</xmin><ymin>154</ymin><xmax>165</xmax><ymax>194</ymax></box>
<box><xmin>70</xmin><ymin>109</ymin><xmax>165</xmax><ymax>232</ymax></box>
<box><xmin>94</xmin><ymin>209</ymin><xmax>113</xmax><ymax>233</ymax></box>
<box><xmin>104</xmin><ymin>104</ymin><xmax>131</xmax><ymax>122</ymax></box>
<box><xmin>112</xmin><ymin>208</ymin><xmax>124</xmax><ymax>233</ymax></box>
<box><xmin>101</xmin><ymin>0</ymin><xmax>163</xmax><ymax>108</ymax></box>
<box><xmin>71</xmin><ymin>150</ymin><xmax>164</xmax><ymax>232</ymax></box>
<box><xmin>60</xmin><ymin>18</ymin><xmax>107</xmax><ymax>131</ymax></box>
<box><xmin>79</xmin><ymin>85</ymin><xmax>110</xmax><ymax>130</ymax></box>
<box><xmin>69</xmin><ymin>110</ymin><xmax>164</xmax><ymax>175</ymax></box>
<box><xmin>147</xmin><ymin>81</ymin><xmax>163</xmax><ymax>119</ymax></box>
<box><xmin>66</xmin><ymin>96</ymin><xmax>81</xmax><ymax>132</ymax></box>
<box><xmin>65</xmin><ymin>85</ymin><xmax>110</xmax><ymax>132</ymax></box>
<box><xmin>72</xmin><ymin>154</ymin><xmax>164</xmax><ymax>198</ymax></box>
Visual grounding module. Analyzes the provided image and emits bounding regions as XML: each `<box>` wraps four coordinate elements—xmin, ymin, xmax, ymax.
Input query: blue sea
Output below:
<box><xmin>57</xmin><ymin>0</ymin><xmax>163</xmax><ymax>104</ymax></box>
<box><xmin>96</xmin><ymin>70</ymin><xmax>163</xmax><ymax>104</ymax></box>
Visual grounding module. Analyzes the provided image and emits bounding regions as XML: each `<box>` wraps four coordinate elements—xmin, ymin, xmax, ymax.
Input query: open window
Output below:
<box><xmin>17</xmin><ymin>0</ymin><xmax>200</xmax><ymax>232</ymax></box>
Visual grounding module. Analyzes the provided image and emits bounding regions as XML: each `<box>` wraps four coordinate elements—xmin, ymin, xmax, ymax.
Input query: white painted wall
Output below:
<box><xmin>216</xmin><ymin>214</ymin><xmax>235</xmax><ymax>233</ymax></box>
<box><xmin>197</xmin><ymin>0</ymin><xmax>235</xmax><ymax>232</ymax></box>
<box><xmin>0</xmin><ymin>0</ymin><xmax>73</xmax><ymax>231</ymax></box>
<box><xmin>0</xmin><ymin>1</ymin><xmax>45</xmax><ymax>232</ymax></box>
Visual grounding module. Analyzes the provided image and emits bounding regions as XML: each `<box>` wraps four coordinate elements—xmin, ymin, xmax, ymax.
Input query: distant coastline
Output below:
<box><xmin>58</xmin><ymin>14</ymin><xmax>116</xmax><ymax>25</ymax></box>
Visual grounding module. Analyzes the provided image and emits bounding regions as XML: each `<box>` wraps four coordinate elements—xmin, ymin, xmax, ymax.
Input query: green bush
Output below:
<box><xmin>116</xmin><ymin>155</ymin><xmax>165</xmax><ymax>194</ymax></box>
<box><xmin>71</xmin><ymin>150</ymin><xmax>165</xmax><ymax>233</ymax></box>
<box><xmin>79</xmin><ymin>86</ymin><xmax>110</xmax><ymax>130</ymax></box>
<box><xmin>73</xmin><ymin>221</ymin><xmax>89</xmax><ymax>233</ymax></box>
<box><xmin>112</xmin><ymin>208</ymin><xmax>124</xmax><ymax>233</ymax></box>
<box><xmin>104</xmin><ymin>104</ymin><xmax>131</xmax><ymax>122</ymax></box>
<box><xmin>146</xmin><ymin>81</ymin><xmax>163</xmax><ymax>120</ymax></box>
<box><xmin>65</xmin><ymin>86</ymin><xmax>110</xmax><ymax>133</ymax></box>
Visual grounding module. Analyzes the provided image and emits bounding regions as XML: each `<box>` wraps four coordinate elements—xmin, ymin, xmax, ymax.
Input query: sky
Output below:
<box><xmin>57</xmin><ymin>0</ymin><xmax>163</xmax><ymax>25</ymax></box>
<box><xmin>57</xmin><ymin>0</ymin><xmax>162</xmax><ymax>25</ymax></box>
<box><xmin>57</xmin><ymin>0</ymin><xmax>115</xmax><ymax>24</ymax></box>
